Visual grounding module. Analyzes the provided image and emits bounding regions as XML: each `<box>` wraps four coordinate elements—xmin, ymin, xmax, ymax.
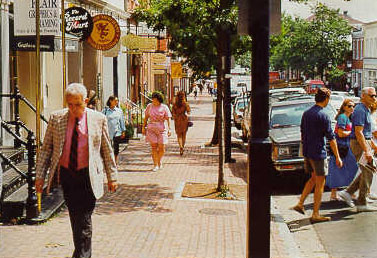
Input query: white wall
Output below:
<box><xmin>103</xmin><ymin>0</ymin><xmax>125</xmax><ymax>11</ymax></box>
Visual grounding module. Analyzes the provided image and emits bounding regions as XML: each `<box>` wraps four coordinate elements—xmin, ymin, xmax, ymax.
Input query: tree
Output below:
<box><xmin>269</xmin><ymin>4</ymin><xmax>351</xmax><ymax>80</ymax></box>
<box><xmin>134</xmin><ymin>0</ymin><xmax>246</xmax><ymax>189</ymax></box>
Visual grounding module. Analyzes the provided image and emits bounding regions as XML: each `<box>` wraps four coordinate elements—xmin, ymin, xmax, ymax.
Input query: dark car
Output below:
<box><xmin>270</xmin><ymin>98</ymin><xmax>336</xmax><ymax>173</ymax></box>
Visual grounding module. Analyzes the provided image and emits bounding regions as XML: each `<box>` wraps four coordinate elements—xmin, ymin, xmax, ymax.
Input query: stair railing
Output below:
<box><xmin>0</xmin><ymin>84</ymin><xmax>48</xmax><ymax>148</ymax></box>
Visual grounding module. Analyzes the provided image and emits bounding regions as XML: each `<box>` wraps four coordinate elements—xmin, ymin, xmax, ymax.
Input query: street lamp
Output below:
<box><xmin>347</xmin><ymin>60</ymin><xmax>352</xmax><ymax>69</ymax></box>
<box><xmin>327</xmin><ymin>60</ymin><xmax>332</xmax><ymax>69</ymax></box>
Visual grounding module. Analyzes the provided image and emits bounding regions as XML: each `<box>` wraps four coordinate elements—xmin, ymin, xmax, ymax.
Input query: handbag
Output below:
<box><xmin>187</xmin><ymin>116</ymin><xmax>193</xmax><ymax>127</ymax></box>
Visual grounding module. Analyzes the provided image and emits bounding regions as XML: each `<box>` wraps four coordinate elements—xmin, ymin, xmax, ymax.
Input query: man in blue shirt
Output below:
<box><xmin>338</xmin><ymin>87</ymin><xmax>377</xmax><ymax>212</ymax></box>
<box><xmin>293</xmin><ymin>88</ymin><xmax>343</xmax><ymax>223</ymax></box>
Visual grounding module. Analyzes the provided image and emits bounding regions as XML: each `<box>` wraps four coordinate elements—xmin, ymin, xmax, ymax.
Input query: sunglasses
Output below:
<box><xmin>369</xmin><ymin>94</ymin><xmax>377</xmax><ymax>98</ymax></box>
<box><xmin>347</xmin><ymin>104</ymin><xmax>355</xmax><ymax>108</ymax></box>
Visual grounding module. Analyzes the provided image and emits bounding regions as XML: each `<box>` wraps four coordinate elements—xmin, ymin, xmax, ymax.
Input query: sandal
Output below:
<box><xmin>291</xmin><ymin>205</ymin><xmax>305</xmax><ymax>215</ymax></box>
<box><xmin>310</xmin><ymin>216</ymin><xmax>331</xmax><ymax>223</ymax></box>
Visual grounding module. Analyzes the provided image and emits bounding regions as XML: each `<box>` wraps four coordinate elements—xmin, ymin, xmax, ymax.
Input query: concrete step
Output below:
<box><xmin>1</xmin><ymin>184</ymin><xmax>65</xmax><ymax>224</ymax></box>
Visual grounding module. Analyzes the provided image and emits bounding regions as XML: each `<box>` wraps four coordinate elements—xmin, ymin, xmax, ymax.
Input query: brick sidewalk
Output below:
<box><xmin>0</xmin><ymin>94</ymin><xmax>297</xmax><ymax>258</ymax></box>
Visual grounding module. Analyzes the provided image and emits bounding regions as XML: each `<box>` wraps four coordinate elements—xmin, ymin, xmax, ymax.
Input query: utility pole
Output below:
<box><xmin>248</xmin><ymin>0</ymin><xmax>272</xmax><ymax>257</ymax></box>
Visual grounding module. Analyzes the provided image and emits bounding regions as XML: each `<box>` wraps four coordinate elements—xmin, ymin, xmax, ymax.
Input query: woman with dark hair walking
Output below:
<box><xmin>142</xmin><ymin>91</ymin><xmax>172</xmax><ymax>171</ymax></box>
<box><xmin>172</xmin><ymin>91</ymin><xmax>191</xmax><ymax>155</ymax></box>
<box><xmin>102</xmin><ymin>95</ymin><xmax>126</xmax><ymax>164</ymax></box>
<box><xmin>327</xmin><ymin>98</ymin><xmax>358</xmax><ymax>201</ymax></box>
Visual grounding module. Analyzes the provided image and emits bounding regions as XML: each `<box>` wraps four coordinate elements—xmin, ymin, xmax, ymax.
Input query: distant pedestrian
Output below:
<box><xmin>142</xmin><ymin>91</ymin><xmax>172</xmax><ymax>172</ymax></box>
<box><xmin>102</xmin><ymin>96</ymin><xmax>126</xmax><ymax>164</ymax></box>
<box><xmin>36</xmin><ymin>83</ymin><xmax>118</xmax><ymax>258</ymax></box>
<box><xmin>326</xmin><ymin>99</ymin><xmax>358</xmax><ymax>201</ymax></box>
<box><xmin>87</xmin><ymin>90</ymin><xmax>98</xmax><ymax>110</ymax></box>
<box><xmin>353</xmin><ymin>82</ymin><xmax>359</xmax><ymax>97</ymax></box>
<box><xmin>338</xmin><ymin>87</ymin><xmax>377</xmax><ymax>212</ymax></box>
<box><xmin>292</xmin><ymin>88</ymin><xmax>343</xmax><ymax>223</ymax></box>
<box><xmin>193</xmin><ymin>85</ymin><xmax>198</xmax><ymax>99</ymax></box>
<box><xmin>172</xmin><ymin>91</ymin><xmax>191</xmax><ymax>155</ymax></box>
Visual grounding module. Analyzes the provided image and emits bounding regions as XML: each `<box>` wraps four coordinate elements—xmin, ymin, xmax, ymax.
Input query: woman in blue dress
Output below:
<box><xmin>327</xmin><ymin>98</ymin><xmax>358</xmax><ymax>201</ymax></box>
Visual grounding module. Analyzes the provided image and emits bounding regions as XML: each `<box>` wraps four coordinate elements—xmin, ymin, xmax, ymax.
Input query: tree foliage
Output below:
<box><xmin>134</xmin><ymin>0</ymin><xmax>249</xmax><ymax>79</ymax></box>
<box><xmin>270</xmin><ymin>4</ymin><xmax>351</xmax><ymax>79</ymax></box>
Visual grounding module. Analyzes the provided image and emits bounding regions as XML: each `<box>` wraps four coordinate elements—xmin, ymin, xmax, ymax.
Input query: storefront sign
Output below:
<box><xmin>65</xmin><ymin>7</ymin><xmax>93</xmax><ymax>40</ymax></box>
<box><xmin>11</xmin><ymin>36</ymin><xmax>55</xmax><ymax>52</ymax></box>
<box><xmin>87</xmin><ymin>14</ymin><xmax>120</xmax><ymax>51</ymax></box>
<box><xmin>121</xmin><ymin>34</ymin><xmax>157</xmax><ymax>51</ymax></box>
<box><xmin>152</xmin><ymin>53</ymin><xmax>166</xmax><ymax>64</ymax></box>
<box><xmin>54</xmin><ymin>38</ymin><xmax>79</xmax><ymax>52</ymax></box>
<box><xmin>14</xmin><ymin>0</ymin><xmax>61</xmax><ymax>36</ymax></box>
<box><xmin>171</xmin><ymin>62</ymin><xmax>183</xmax><ymax>78</ymax></box>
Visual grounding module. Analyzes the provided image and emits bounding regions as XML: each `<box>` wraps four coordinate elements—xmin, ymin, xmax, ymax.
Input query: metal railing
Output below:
<box><xmin>0</xmin><ymin>120</ymin><xmax>38</xmax><ymax>219</ymax></box>
<box><xmin>0</xmin><ymin>84</ymin><xmax>42</xmax><ymax>219</ymax></box>
<box><xmin>0</xmin><ymin>85</ymin><xmax>48</xmax><ymax>148</ymax></box>
<box><xmin>123</xmin><ymin>98</ymin><xmax>144</xmax><ymax>136</ymax></box>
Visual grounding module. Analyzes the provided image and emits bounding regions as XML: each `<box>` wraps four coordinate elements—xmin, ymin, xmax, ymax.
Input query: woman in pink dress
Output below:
<box><xmin>142</xmin><ymin>92</ymin><xmax>172</xmax><ymax>171</ymax></box>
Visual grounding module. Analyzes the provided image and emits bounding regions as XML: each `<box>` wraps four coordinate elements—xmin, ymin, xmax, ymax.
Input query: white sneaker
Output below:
<box><xmin>152</xmin><ymin>166</ymin><xmax>159</xmax><ymax>172</ymax></box>
<box><xmin>338</xmin><ymin>190</ymin><xmax>355</xmax><ymax>208</ymax></box>
<box><xmin>366</xmin><ymin>197</ymin><xmax>375</xmax><ymax>203</ymax></box>
<box><xmin>158</xmin><ymin>163</ymin><xmax>163</xmax><ymax>170</ymax></box>
<box><xmin>368</xmin><ymin>193</ymin><xmax>377</xmax><ymax>200</ymax></box>
<box><xmin>356</xmin><ymin>205</ymin><xmax>377</xmax><ymax>212</ymax></box>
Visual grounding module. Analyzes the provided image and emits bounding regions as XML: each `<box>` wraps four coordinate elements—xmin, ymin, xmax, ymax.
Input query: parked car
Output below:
<box><xmin>270</xmin><ymin>98</ymin><xmax>336</xmax><ymax>173</ymax></box>
<box><xmin>233</xmin><ymin>97</ymin><xmax>249</xmax><ymax>130</ymax></box>
<box><xmin>329</xmin><ymin>94</ymin><xmax>344</xmax><ymax>111</ymax></box>
<box><xmin>241</xmin><ymin>96</ymin><xmax>336</xmax><ymax>175</ymax></box>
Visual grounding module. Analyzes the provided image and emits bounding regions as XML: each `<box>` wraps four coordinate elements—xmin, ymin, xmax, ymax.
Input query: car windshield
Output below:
<box><xmin>270</xmin><ymin>102</ymin><xmax>336</xmax><ymax>128</ymax></box>
<box><xmin>312</xmin><ymin>84</ymin><xmax>323</xmax><ymax>89</ymax></box>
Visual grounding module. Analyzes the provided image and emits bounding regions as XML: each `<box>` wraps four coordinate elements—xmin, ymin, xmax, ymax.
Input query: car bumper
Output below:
<box><xmin>273</xmin><ymin>157</ymin><xmax>304</xmax><ymax>172</ymax></box>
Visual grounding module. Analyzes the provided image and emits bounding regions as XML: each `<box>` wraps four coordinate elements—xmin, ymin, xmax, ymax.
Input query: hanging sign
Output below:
<box><xmin>171</xmin><ymin>62</ymin><xmax>183</xmax><ymax>78</ymax></box>
<box><xmin>14</xmin><ymin>0</ymin><xmax>61</xmax><ymax>36</ymax></box>
<box><xmin>11</xmin><ymin>36</ymin><xmax>55</xmax><ymax>52</ymax></box>
<box><xmin>64</xmin><ymin>7</ymin><xmax>93</xmax><ymax>40</ymax></box>
<box><xmin>87</xmin><ymin>14</ymin><xmax>120</xmax><ymax>51</ymax></box>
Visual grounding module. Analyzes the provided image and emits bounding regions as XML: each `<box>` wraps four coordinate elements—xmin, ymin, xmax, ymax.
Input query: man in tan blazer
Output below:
<box><xmin>36</xmin><ymin>83</ymin><xmax>118</xmax><ymax>258</ymax></box>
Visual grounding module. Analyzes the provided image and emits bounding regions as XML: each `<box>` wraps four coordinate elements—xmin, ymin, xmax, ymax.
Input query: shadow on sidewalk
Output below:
<box><xmin>95</xmin><ymin>184</ymin><xmax>173</xmax><ymax>215</ymax></box>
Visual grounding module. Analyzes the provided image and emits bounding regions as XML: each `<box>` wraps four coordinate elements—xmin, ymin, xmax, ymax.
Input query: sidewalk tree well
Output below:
<box><xmin>270</xmin><ymin>4</ymin><xmax>351</xmax><ymax>79</ymax></box>
<box><xmin>134</xmin><ymin>0</ymin><xmax>249</xmax><ymax>188</ymax></box>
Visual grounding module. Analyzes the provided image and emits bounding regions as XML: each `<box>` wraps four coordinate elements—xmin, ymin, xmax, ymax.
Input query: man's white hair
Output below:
<box><xmin>65</xmin><ymin>83</ymin><xmax>87</xmax><ymax>99</ymax></box>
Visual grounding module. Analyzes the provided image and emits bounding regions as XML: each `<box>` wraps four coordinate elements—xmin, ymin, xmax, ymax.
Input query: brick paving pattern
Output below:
<box><xmin>0</xmin><ymin>94</ymin><xmax>295</xmax><ymax>258</ymax></box>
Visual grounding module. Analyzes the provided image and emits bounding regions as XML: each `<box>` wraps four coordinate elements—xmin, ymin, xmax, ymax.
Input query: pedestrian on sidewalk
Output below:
<box><xmin>338</xmin><ymin>87</ymin><xmax>377</xmax><ymax>212</ymax></box>
<box><xmin>172</xmin><ymin>91</ymin><xmax>191</xmax><ymax>155</ymax></box>
<box><xmin>368</xmin><ymin>100</ymin><xmax>377</xmax><ymax>201</ymax></box>
<box><xmin>102</xmin><ymin>95</ymin><xmax>126</xmax><ymax>164</ymax></box>
<box><xmin>142</xmin><ymin>91</ymin><xmax>172</xmax><ymax>172</ymax></box>
<box><xmin>35</xmin><ymin>83</ymin><xmax>118</xmax><ymax>258</ymax></box>
<box><xmin>87</xmin><ymin>90</ymin><xmax>98</xmax><ymax>110</ymax></box>
<box><xmin>326</xmin><ymin>99</ymin><xmax>358</xmax><ymax>201</ymax></box>
<box><xmin>292</xmin><ymin>88</ymin><xmax>343</xmax><ymax>223</ymax></box>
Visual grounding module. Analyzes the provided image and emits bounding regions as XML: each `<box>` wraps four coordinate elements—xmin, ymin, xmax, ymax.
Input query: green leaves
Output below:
<box><xmin>270</xmin><ymin>4</ymin><xmax>351</xmax><ymax>79</ymax></box>
<box><xmin>134</xmin><ymin>0</ymin><xmax>244</xmax><ymax>79</ymax></box>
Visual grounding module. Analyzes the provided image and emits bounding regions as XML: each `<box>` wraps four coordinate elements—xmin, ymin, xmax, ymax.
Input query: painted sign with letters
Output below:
<box><xmin>87</xmin><ymin>14</ymin><xmax>120</xmax><ymax>51</ymax></box>
<box><xmin>14</xmin><ymin>0</ymin><xmax>61</xmax><ymax>36</ymax></box>
<box><xmin>65</xmin><ymin>7</ymin><xmax>93</xmax><ymax>40</ymax></box>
